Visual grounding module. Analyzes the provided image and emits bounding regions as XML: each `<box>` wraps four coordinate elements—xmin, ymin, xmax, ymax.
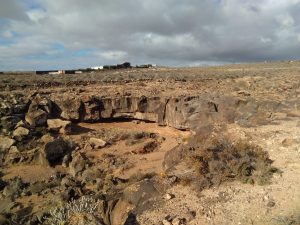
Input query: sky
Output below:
<box><xmin>0</xmin><ymin>0</ymin><xmax>300</xmax><ymax>70</ymax></box>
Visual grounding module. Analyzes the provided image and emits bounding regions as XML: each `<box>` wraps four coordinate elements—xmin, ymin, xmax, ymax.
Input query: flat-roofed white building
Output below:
<box><xmin>91</xmin><ymin>66</ymin><xmax>103</xmax><ymax>70</ymax></box>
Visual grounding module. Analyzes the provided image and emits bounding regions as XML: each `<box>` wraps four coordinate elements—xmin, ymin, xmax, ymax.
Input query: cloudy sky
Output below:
<box><xmin>0</xmin><ymin>0</ymin><xmax>300</xmax><ymax>70</ymax></box>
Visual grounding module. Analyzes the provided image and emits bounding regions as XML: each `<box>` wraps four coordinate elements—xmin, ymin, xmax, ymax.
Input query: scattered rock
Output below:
<box><xmin>162</xmin><ymin>219</ymin><xmax>172</xmax><ymax>225</ymax></box>
<box><xmin>69</xmin><ymin>153</ymin><xmax>87</xmax><ymax>177</ymax></box>
<box><xmin>166</xmin><ymin>175</ymin><xmax>179</xmax><ymax>186</ymax></box>
<box><xmin>267</xmin><ymin>200</ymin><xmax>276</xmax><ymax>208</ymax></box>
<box><xmin>25</xmin><ymin>109</ymin><xmax>47</xmax><ymax>127</ymax></box>
<box><xmin>13</xmin><ymin>127</ymin><xmax>30</xmax><ymax>140</ymax></box>
<box><xmin>82</xmin><ymin>168</ymin><xmax>102</xmax><ymax>184</ymax></box>
<box><xmin>0</xmin><ymin>116</ymin><xmax>21</xmax><ymax>133</ymax></box>
<box><xmin>0</xmin><ymin>136</ymin><xmax>15</xmax><ymax>152</ymax></box>
<box><xmin>122</xmin><ymin>179</ymin><xmax>159</xmax><ymax>212</ymax></box>
<box><xmin>40</xmin><ymin>133</ymin><xmax>54</xmax><ymax>144</ymax></box>
<box><xmin>62</xmin><ymin>153</ymin><xmax>72</xmax><ymax>167</ymax></box>
<box><xmin>172</xmin><ymin>218</ymin><xmax>187</xmax><ymax>225</ymax></box>
<box><xmin>14</xmin><ymin>120</ymin><xmax>27</xmax><ymax>129</ymax></box>
<box><xmin>165</xmin><ymin>193</ymin><xmax>175</xmax><ymax>200</ymax></box>
<box><xmin>89</xmin><ymin>137</ymin><xmax>107</xmax><ymax>149</ymax></box>
<box><xmin>47</xmin><ymin>119</ymin><xmax>72</xmax><ymax>134</ymax></box>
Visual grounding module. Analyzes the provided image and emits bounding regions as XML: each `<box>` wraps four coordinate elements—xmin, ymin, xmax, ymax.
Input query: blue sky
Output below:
<box><xmin>1</xmin><ymin>0</ymin><xmax>300</xmax><ymax>70</ymax></box>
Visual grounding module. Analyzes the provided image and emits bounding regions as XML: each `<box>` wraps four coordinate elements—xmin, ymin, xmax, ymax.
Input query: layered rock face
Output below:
<box><xmin>0</xmin><ymin>92</ymin><xmax>290</xmax><ymax>132</ymax></box>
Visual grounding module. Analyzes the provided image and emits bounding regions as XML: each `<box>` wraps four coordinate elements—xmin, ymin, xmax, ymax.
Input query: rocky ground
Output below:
<box><xmin>0</xmin><ymin>61</ymin><xmax>299</xmax><ymax>225</ymax></box>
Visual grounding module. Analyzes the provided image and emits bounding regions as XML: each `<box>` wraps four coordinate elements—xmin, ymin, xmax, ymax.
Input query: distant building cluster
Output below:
<box><xmin>34</xmin><ymin>62</ymin><xmax>157</xmax><ymax>75</ymax></box>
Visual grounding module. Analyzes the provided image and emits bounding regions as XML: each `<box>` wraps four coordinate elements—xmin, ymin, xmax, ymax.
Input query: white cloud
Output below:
<box><xmin>277</xmin><ymin>14</ymin><xmax>295</xmax><ymax>28</ymax></box>
<box><xmin>27</xmin><ymin>9</ymin><xmax>46</xmax><ymax>22</ymax></box>
<box><xmin>260</xmin><ymin>37</ymin><xmax>272</xmax><ymax>44</ymax></box>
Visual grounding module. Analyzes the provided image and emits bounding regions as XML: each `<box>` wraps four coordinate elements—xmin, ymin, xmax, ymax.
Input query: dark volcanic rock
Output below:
<box><xmin>42</xmin><ymin>137</ymin><xmax>70</xmax><ymax>166</ymax></box>
<box><xmin>0</xmin><ymin>116</ymin><xmax>21</xmax><ymax>133</ymax></box>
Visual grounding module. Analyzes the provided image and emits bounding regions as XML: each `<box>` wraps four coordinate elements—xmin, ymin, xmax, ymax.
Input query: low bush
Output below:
<box><xmin>187</xmin><ymin>138</ymin><xmax>278</xmax><ymax>190</ymax></box>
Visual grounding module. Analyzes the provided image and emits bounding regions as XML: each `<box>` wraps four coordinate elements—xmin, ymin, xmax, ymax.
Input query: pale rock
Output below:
<box><xmin>162</xmin><ymin>219</ymin><xmax>172</xmax><ymax>225</ymax></box>
<box><xmin>25</xmin><ymin>109</ymin><xmax>47</xmax><ymax>126</ymax></box>
<box><xmin>13</xmin><ymin>127</ymin><xmax>29</xmax><ymax>140</ymax></box>
<box><xmin>89</xmin><ymin>137</ymin><xmax>107</xmax><ymax>149</ymax></box>
<box><xmin>0</xmin><ymin>136</ymin><xmax>15</xmax><ymax>152</ymax></box>
<box><xmin>165</xmin><ymin>193</ymin><xmax>174</xmax><ymax>200</ymax></box>
<box><xmin>47</xmin><ymin>119</ymin><xmax>72</xmax><ymax>134</ymax></box>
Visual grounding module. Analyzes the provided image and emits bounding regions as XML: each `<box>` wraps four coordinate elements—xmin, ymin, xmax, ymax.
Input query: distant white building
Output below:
<box><xmin>49</xmin><ymin>70</ymin><xmax>64</xmax><ymax>75</ymax></box>
<box><xmin>91</xmin><ymin>66</ymin><xmax>104</xmax><ymax>70</ymax></box>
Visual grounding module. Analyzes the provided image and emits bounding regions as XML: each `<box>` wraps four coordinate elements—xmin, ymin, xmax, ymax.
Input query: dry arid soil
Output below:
<box><xmin>0</xmin><ymin>61</ymin><xmax>299</xmax><ymax>225</ymax></box>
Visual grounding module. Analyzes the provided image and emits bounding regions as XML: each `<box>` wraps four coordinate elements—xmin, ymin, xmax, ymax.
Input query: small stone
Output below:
<box><xmin>133</xmin><ymin>120</ymin><xmax>141</xmax><ymax>124</ymax></box>
<box><xmin>0</xmin><ymin>136</ymin><xmax>15</xmax><ymax>152</ymax></box>
<box><xmin>166</xmin><ymin>175</ymin><xmax>178</xmax><ymax>185</ymax></box>
<box><xmin>40</xmin><ymin>134</ymin><xmax>54</xmax><ymax>144</ymax></box>
<box><xmin>0</xmin><ymin>116</ymin><xmax>21</xmax><ymax>132</ymax></box>
<box><xmin>89</xmin><ymin>137</ymin><xmax>107</xmax><ymax>149</ymax></box>
<box><xmin>172</xmin><ymin>218</ymin><xmax>186</xmax><ymax>225</ymax></box>
<box><xmin>8</xmin><ymin>146</ymin><xmax>19</xmax><ymax>154</ymax></box>
<box><xmin>69</xmin><ymin>153</ymin><xmax>87</xmax><ymax>177</ymax></box>
<box><xmin>267</xmin><ymin>200</ymin><xmax>275</xmax><ymax>207</ymax></box>
<box><xmin>162</xmin><ymin>219</ymin><xmax>172</xmax><ymax>225</ymax></box>
<box><xmin>13</xmin><ymin>127</ymin><xmax>29</xmax><ymax>140</ymax></box>
<box><xmin>47</xmin><ymin>119</ymin><xmax>72</xmax><ymax>134</ymax></box>
<box><xmin>14</xmin><ymin>120</ymin><xmax>26</xmax><ymax>129</ymax></box>
<box><xmin>165</xmin><ymin>193</ymin><xmax>175</xmax><ymax>200</ymax></box>
<box><xmin>25</xmin><ymin>109</ymin><xmax>47</xmax><ymax>127</ymax></box>
<box><xmin>62</xmin><ymin>154</ymin><xmax>72</xmax><ymax>167</ymax></box>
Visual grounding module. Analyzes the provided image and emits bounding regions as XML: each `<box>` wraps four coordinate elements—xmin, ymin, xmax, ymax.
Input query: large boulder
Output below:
<box><xmin>42</xmin><ymin>138</ymin><xmax>70</xmax><ymax>166</ymax></box>
<box><xmin>52</xmin><ymin>95</ymin><xmax>83</xmax><ymax>120</ymax></box>
<box><xmin>47</xmin><ymin>119</ymin><xmax>72</xmax><ymax>134</ymax></box>
<box><xmin>28</xmin><ymin>95</ymin><xmax>52</xmax><ymax>114</ymax></box>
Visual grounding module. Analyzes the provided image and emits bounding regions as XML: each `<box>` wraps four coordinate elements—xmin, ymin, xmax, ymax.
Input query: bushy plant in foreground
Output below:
<box><xmin>44</xmin><ymin>196</ymin><xmax>101</xmax><ymax>225</ymax></box>
<box><xmin>187</xmin><ymin>138</ymin><xmax>279</xmax><ymax>190</ymax></box>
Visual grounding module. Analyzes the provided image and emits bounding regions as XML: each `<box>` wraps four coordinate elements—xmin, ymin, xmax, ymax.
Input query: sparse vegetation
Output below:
<box><xmin>187</xmin><ymin>138</ymin><xmax>279</xmax><ymax>189</ymax></box>
<box><xmin>43</xmin><ymin>196</ymin><xmax>101</xmax><ymax>225</ymax></box>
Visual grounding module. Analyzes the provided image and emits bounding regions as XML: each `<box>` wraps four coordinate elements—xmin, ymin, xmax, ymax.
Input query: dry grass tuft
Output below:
<box><xmin>186</xmin><ymin>138</ymin><xmax>278</xmax><ymax>190</ymax></box>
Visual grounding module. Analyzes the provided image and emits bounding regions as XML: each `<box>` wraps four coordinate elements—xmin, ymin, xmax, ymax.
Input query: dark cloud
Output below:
<box><xmin>1</xmin><ymin>0</ymin><xmax>300</xmax><ymax>70</ymax></box>
<box><xmin>0</xmin><ymin>0</ymin><xmax>28</xmax><ymax>20</ymax></box>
